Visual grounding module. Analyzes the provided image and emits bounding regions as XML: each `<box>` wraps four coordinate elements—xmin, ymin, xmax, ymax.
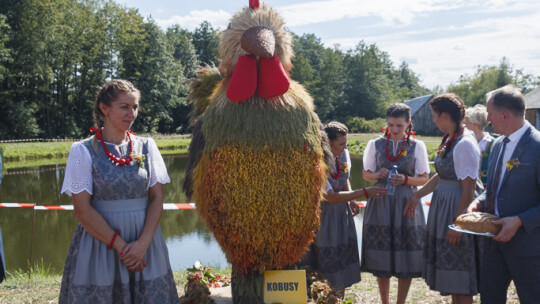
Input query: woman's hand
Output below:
<box><xmin>389</xmin><ymin>173</ymin><xmax>406</xmax><ymax>185</ymax></box>
<box><xmin>376</xmin><ymin>168</ymin><xmax>390</xmax><ymax>180</ymax></box>
<box><xmin>446</xmin><ymin>229</ymin><xmax>462</xmax><ymax>245</ymax></box>
<box><xmin>367</xmin><ymin>186</ymin><xmax>387</xmax><ymax>199</ymax></box>
<box><xmin>120</xmin><ymin>240</ymin><xmax>149</xmax><ymax>272</ymax></box>
<box><xmin>403</xmin><ymin>193</ymin><xmax>420</xmax><ymax>218</ymax></box>
<box><xmin>349</xmin><ymin>200</ymin><xmax>360</xmax><ymax>216</ymax></box>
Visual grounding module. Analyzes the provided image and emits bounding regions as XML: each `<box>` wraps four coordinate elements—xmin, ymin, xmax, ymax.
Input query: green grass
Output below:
<box><xmin>0</xmin><ymin>133</ymin><xmax>441</xmax><ymax>170</ymax></box>
<box><xmin>0</xmin><ymin>263</ymin><xmax>232</xmax><ymax>304</ymax></box>
<box><xmin>0</xmin><ymin>268</ymin><xmax>519</xmax><ymax>303</ymax></box>
<box><xmin>0</xmin><ymin>135</ymin><xmax>191</xmax><ymax>169</ymax></box>
<box><xmin>348</xmin><ymin>133</ymin><xmax>441</xmax><ymax>160</ymax></box>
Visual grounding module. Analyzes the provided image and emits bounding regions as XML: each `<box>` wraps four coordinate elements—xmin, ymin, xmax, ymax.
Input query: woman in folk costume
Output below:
<box><xmin>404</xmin><ymin>94</ymin><xmax>481</xmax><ymax>304</ymax></box>
<box><xmin>301</xmin><ymin>122</ymin><xmax>387</xmax><ymax>296</ymax></box>
<box><xmin>464</xmin><ymin>104</ymin><xmax>494</xmax><ymax>188</ymax></box>
<box><xmin>59</xmin><ymin>80</ymin><xmax>178</xmax><ymax>303</ymax></box>
<box><xmin>362</xmin><ymin>103</ymin><xmax>430</xmax><ymax>304</ymax></box>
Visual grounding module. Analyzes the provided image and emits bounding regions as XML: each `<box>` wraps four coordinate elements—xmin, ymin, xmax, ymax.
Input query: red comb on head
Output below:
<box><xmin>249</xmin><ymin>0</ymin><xmax>260</xmax><ymax>9</ymax></box>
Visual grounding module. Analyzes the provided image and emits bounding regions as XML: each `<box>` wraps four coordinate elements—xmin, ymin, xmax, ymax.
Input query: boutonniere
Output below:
<box><xmin>343</xmin><ymin>163</ymin><xmax>350</xmax><ymax>173</ymax></box>
<box><xmin>506</xmin><ymin>158</ymin><xmax>520</xmax><ymax>171</ymax></box>
<box><xmin>130</xmin><ymin>153</ymin><xmax>146</xmax><ymax>169</ymax></box>
<box><xmin>402</xmin><ymin>150</ymin><xmax>408</xmax><ymax>157</ymax></box>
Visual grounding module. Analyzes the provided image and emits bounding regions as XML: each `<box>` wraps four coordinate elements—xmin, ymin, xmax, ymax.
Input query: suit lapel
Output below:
<box><xmin>500</xmin><ymin>126</ymin><xmax>532</xmax><ymax>188</ymax></box>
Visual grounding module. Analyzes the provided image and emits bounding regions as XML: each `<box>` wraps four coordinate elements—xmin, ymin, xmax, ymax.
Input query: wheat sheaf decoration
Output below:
<box><xmin>184</xmin><ymin>0</ymin><xmax>332</xmax><ymax>274</ymax></box>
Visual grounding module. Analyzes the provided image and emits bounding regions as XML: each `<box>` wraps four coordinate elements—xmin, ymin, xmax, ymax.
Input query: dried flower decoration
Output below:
<box><xmin>506</xmin><ymin>158</ymin><xmax>521</xmax><ymax>171</ymax></box>
<box><xmin>130</xmin><ymin>153</ymin><xmax>146</xmax><ymax>169</ymax></box>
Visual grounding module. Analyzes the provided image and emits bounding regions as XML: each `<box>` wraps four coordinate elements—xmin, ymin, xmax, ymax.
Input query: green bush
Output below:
<box><xmin>345</xmin><ymin>117</ymin><xmax>386</xmax><ymax>133</ymax></box>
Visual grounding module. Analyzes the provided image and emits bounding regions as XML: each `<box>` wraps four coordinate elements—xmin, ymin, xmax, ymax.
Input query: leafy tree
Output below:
<box><xmin>192</xmin><ymin>21</ymin><xmax>219</xmax><ymax>66</ymax></box>
<box><xmin>166</xmin><ymin>25</ymin><xmax>198</xmax><ymax>78</ymax></box>
<box><xmin>290</xmin><ymin>54</ymin><xmax>314</xmax><ymax>85</ymax></box>
<box><xmin>340</xmin><ymin>41</ymin><xmax>393</xmax><ymax>119</ymax></box>
<box><xmin>0</xmin><ymin>14</ymin><xmax>11</xmax><ymax>82</ymax></box>
<box><xmin>310</xmin><ymin>47</ymin><xmax>346</xmax><ymax>122</ymax></box>
<box><xmin>119</xmin><ymin>20</ymin><xmax>187</xmax><ymax>133</ymax></box>
<box><xmin>447</xmin><ymin>57</ymin><xmax>540</xmax><ymax>106</ymax></box>
<box><xmin>393</xmin><ymin>61</ymin><xmax>430</xmax><ymax>101</ymax></box>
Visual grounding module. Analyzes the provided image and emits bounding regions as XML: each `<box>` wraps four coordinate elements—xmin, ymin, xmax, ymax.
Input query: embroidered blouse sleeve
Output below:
<box><xmin>362</xmin><ymin>140</ymin><xmax>377</xmax><ymax>172</ymax></box>
<box><xmin>61</xmin><ymin>141</ymin><xmax>93</xmax><ymax>197</ymax></box>
<box><xmin>147</xmin><ymin>138</ymin><xmax>171</xmax><ymax>187</ymax></box>
<box><xmin>414</xmin><ymin>140</ymin><xmax>430</xmax><ymax>175</ymax></box>
<box><xmin>453</xmin><ymin>137</ymin><xmax>481</xmax><ymax>180</ymax></box>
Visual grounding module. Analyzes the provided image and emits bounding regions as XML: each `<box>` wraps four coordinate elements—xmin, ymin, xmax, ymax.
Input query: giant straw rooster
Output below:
<box><xmin>183</xmin><ymin>0</ymin><xmax>332</xmax><ymax>299</ymax></box>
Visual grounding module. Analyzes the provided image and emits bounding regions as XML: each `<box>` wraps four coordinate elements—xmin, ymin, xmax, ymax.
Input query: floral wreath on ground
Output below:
<box><xmin>179</xmin><ymin>261</ymin><xmax>231</xmax><ymax>304</ymax></box>
<box><xmin>187</xmin><ymin>261</ymin><xmax>231</xmax><ymax>288</ymax></box>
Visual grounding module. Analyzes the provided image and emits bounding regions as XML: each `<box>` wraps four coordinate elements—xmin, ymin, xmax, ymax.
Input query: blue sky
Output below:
<box><xmin>114</xmin><ymin>0</ymin><xmax>540</xmax><ymax>89</ymax></box>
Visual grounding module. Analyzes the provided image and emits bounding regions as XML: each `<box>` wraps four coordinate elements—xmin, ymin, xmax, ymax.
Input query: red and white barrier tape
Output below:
<box><xmin>0</xmin><ymin>203</ymin><xmax>36</xmax><ymax>208</ymax></box>
<box><xmin>0</xmin><ymin>138</ymin><xmax>82</xmax><ymax>143</ymax></box>
<box><xmin>0</xmin><ymin>201</ymin><xmax>431</xmax><ymax>210</ymax></box>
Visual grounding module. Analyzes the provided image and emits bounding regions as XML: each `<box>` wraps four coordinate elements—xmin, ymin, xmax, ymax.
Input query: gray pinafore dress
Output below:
<box><xmin>302</xmin><ymin>151</ymin><xmax>361</xmax><ymax>290</ymax></box>
<box><xmin>361</xmin><ymin>138</ymin><xmax>425</xmax><ymax>278</ymax></box>
<box><xmin>59</xmin><ymin>136</ymin><xmax>179</xmax><ymax>303</ymax></box>
<box><xmin>423</xmin><ymin>133</ymin><xmax>480</xmax><ymax>296</ymax></box>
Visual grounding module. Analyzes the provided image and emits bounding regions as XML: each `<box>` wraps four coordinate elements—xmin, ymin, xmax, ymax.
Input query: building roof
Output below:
<box><xmin>525</xmin><ymin>87</ymin><xmax>540</xmax><ymax>109</ymax></box>
<box><xmin>403</xmin><ymin>94</ymin><xmax>434</xmax><ymax>116</ymax></box>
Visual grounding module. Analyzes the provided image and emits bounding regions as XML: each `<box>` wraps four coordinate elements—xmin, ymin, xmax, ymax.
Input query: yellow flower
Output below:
<box><xmin>402</xmin><ymin>150</ymin><xmax>408</xmax><ymax>157</ymax></box>
<box><xmin>506</xmin><ymin>158</ymin><xmax>520</xmax><ymax>171</ymax></box>
<box><xmin>343</xmin><ymin>163</ymin><xmax>350</xmax><ymax>173</ymax></box>
<box><xmin>130</xmin><ymin>153</ymin><xmax>146</xmax><ymax>169</ymax></box>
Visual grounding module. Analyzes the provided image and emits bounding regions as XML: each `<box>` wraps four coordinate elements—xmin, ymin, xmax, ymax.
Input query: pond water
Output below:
<box><xmin>0</xmin><ymin>154</ymin><xmax>429</xmax><ymax>273</ymax></box>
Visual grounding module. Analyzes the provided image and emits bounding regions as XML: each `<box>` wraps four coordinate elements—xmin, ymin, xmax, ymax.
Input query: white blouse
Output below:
<box><xmin>452</xmin><ymin>131</ymin><xmax>481</xmax><ymax>180</ymax></box>
<box><xmin>362</xmin><ymin>138</ymin><xmax>430</xmax><ymax>175</ymax></box>
<box><xmin>478</xmin><ymin>132</ymin><xmax>494</xmax><ymax>152</ymax></box>
<box><xmin>61</xmin><ymin>138</ymin><xmax>171</xmax><ymax>197</ymax></box>
<box><xmin>325</xmin><ymin>149</ymin><xmax>351</xmax><ymax>192</ymax></box>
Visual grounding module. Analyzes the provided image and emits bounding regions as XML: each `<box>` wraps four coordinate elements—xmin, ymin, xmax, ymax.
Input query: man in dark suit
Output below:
<box><xmin>468</xmin><ymin>84</ymin><xmax>540</xmax><ymax>303</ymax></box>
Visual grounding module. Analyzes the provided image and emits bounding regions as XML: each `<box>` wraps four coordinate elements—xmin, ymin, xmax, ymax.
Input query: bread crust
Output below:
<box><xmin>455</xmin><ymin>212</ymin><xmax>501</xmax><ymax>235</ymax></box>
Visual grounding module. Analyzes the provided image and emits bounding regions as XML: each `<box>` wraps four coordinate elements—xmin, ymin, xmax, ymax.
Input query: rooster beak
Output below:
<box><xmin>240</xmin><ymin>26</ymin><xmax>275</xmax><ymax>58</ymax></box>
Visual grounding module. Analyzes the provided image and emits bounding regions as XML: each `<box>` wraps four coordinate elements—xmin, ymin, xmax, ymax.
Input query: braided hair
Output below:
<box><xmin>429</xmin><ymin>93</ymin><xmax>465</xmax><ymax>156</ymax></box>
<box><xmin>385</xmin><ymin>103</ymin><xmax>414</xmax><ymax>144</ymax></box>
<box><xmin>93</xmin><ymin>79</ymin><xmax>140</xmax><ymax>129</ymax></box>
<box><xmin>324</xmin><ymin>121</ymin><xmax>349</xmax><ymax>141</ymax></box>
<box><xmin>91</xmin><ymin>79</ymin><xmax>140</xmax><ymax>153</ymax></box>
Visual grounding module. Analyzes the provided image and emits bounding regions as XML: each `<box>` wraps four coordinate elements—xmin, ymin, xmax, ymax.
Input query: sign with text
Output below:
<box><xmin>264</xmin><ymin>270</ymin><xmax>307</xmax><ymax>304</ymax></box>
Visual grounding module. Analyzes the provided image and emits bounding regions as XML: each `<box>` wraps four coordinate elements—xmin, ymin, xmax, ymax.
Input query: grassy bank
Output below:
<box><xmin>0</xmin><ymin>269</ymin><xmax>519</xmax><ymax>303</ymax></box>
<box><xmin>0</xmin><ymin>134</ymin><xmax>441</xmax><ymax>170</ymax></box>
<box><xmin>0</xmin><ymin>135</ymin><xmax>191</xmax><ymax>169</ymax></box>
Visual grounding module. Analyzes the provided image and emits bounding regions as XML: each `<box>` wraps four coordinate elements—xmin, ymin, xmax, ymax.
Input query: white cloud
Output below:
<box><xmin>276</xmin><ymin>0</ymin><xmax>466</xmax><ymax>27</ymax></box>
<box><xmin>155</xmin><ymin>9</ymin><xmax>231</xmax><ymax>30</ymax></box>
<box><xmin>321</xmin><ymin>3</ymin><xmax>540</xmax><ymax>88</ymax></box>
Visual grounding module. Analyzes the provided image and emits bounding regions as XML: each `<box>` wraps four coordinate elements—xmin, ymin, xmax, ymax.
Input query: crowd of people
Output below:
<box><xmin>306</xmin><ymin>85</ymin><xmax>540</xmax><ymax>304</ymax></box>
<box><xmin>1</xmin><ymin>79</ymin><xmax>537</xmax><ymax>304</ymax></box>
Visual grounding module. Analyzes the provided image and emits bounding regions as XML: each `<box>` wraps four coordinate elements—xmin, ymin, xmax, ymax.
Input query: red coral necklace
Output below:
<box><xmin>331</xmin><ymin>157</ymin><xmax>341</xmax><ymax>179</ymax></box>
<box><xmin>385</xmin><ymin>134</ymin><xmax>407</xmax><ymax>161</ymax></box>
<box><xmin>90</xmin><ymin>127</ymin><xmax>133</xmax><ymax>166</ymax></box>
<box><xmin>437</xmin><ymin>126</ymin><xmax>464</xmax><ymax>157</ymax></box>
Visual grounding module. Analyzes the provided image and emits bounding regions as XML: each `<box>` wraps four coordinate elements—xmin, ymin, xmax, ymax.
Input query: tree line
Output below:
<box><xmin>1</xmin><ymin>0</ymin><xmax>538</xmax><ymax>139</ymax></box>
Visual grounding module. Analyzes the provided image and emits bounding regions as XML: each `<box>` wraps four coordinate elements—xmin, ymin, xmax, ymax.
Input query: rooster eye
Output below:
<box><xmin>227</xmin><ymin>22</ymin><xmax>232</xmax><ymax>29</ymax></box>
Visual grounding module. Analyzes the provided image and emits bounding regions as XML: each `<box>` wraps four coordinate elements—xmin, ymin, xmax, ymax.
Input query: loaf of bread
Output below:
<box><xmin>455</xmin><ymin>212</ymin><xmax>501</xmax><ymax>235</ymax></box>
